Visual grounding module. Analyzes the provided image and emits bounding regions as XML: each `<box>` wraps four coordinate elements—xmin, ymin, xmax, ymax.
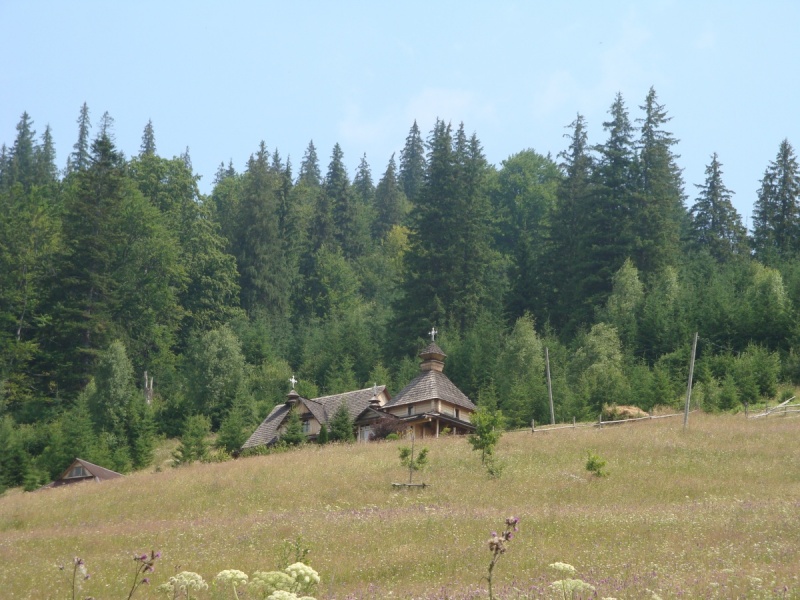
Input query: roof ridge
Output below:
<box><xmin>311</xmin><ymin>385</ymin><xmax>385</xmax><ymax>402</ymax></box>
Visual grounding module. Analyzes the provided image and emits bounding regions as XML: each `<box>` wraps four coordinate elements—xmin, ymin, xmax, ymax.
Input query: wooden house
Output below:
<box><xmin>41</xmin><ymin>458</ymin><xmax>123</xmax><ymax>489</ymax></box>
<box><xmin>241</xmin><ymin>385</ymin><xmax>391</xmax><ymax>449</ymax></box>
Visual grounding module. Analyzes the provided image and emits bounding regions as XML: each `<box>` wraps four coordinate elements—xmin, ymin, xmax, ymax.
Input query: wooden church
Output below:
<box><xmin>241</xmin><ymin>332</ymin><xmax>476</xmax><ymax>450</ymax></box>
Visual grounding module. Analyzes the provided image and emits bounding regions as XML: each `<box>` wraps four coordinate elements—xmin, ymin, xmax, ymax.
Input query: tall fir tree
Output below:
<box><xmin>325</xmin><ymin>143</ymin><xmax>363</xmax><ymax>258</ymax></box>
<box><xmin>548</xmin><ymin>113</ymin><xmax>601</xmax><ymax>330</ymax></box>
<box><xmin>297</xmin><ymin>140</ymin><xmax>322</xmax><ymax>188</ymax></box>
<box><xmin>633</xmin><ymin>87</ymin><xmax>685</xmax><ymax>274</ymax></box>
<box><xmin>395</xmin><ymin>121</ymin><xmax>498</xmax><ymax>347</ymax></box>
<box><xmin>752</xmin><ymin>139</ymin><xmax>800</xmax><ymax>263</ymax></box>
<box><xmin>69</xmin><ymin>102</ymin><xmax>92</xmax><ymax>174</ymax></box>
<box><xmin>6</xmin><ymin>112</ymin><xmax>37</xmax><ymax>190</ymax></box>
<box><xmin>689</xmin><ymin>153</ymin><xmax>747</xmax><ymax>261</ymax></box>
<box><xmin>399</xmin><ymin>120</ymin><xmax>426</xmax><ymax>203</ymax></box>
<box><xmin>139</xmin><ymin>119</ymin><xmax>157</xmax><ymax>156</ymax></box>
<box><xmin>373</xmin><ymin>154</ymin><xmax>409</xmax><ymax>239</ymax></box>
<box><xmin>234</xmin><ymin>142</ymin><xmax>291</xmax><ymax>317</ymax></box>
<box><xmin>555</xmin><ymin>94</ymin><xmax>639</xmax><ymax>331</ymax></box>
<box><xmin>44</xmin><ymin>132</ymin><xmax>184</xmax><ymax>395</ymax></box>
<box><xmin>34</xmin><ymin>125</ymin><xmax>58</xmax><ymax>185</ymax></box>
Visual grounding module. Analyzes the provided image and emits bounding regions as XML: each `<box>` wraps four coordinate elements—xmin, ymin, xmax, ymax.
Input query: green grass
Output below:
<box><xmin>2</xmin><ymin>413</ymin><xmax>800</xmax><ymax>598</ymax></box>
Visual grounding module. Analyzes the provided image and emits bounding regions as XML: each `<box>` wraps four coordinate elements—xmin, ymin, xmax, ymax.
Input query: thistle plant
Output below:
<box><xmin>61</xmin><ymin>556</ymin><xmax>89</xmax><ymax>600</ymax></box>
<box><xmin>485</xmin><ymin>516</ymin><xmax>519</xmax><ymax>600</ymax></box>
<box><xmin>127</xmin><ymin>550</ymin><xmax>160</xmax><ymax>599</ymax></box>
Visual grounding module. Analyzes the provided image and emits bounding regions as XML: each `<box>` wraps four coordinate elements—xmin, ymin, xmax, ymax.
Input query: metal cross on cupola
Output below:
<box><xmin>289</xmin><ymin>375</ymin><xmax>297</xmax><ymax>390</ymax></box>
<box><xmin>429</xmin><ymin>326</ymin><xmax>438</xmax><ymax>341</ymax></box>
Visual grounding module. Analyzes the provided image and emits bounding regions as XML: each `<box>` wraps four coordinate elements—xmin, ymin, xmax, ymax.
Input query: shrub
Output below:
<box><xmin>585</xmin><ymin>450</ymin><xmax>608</xmax><ymax>477</ymax></box>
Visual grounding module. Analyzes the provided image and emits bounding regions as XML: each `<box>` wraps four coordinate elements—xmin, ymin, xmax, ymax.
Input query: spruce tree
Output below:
<box><xmin>689</xmin><ymin>153</ymin><xmax>747</xmax><ymax>261</ymax></box>
<box><xmin>589</xmin><ymin>95</ymin><xmax>637</xmax><ymax>313</ymax></box>
<box><xmin>373</xmin><ymin>154</ymin><xmax>409</xmax><ymax>239</ymax></box>
<box><xmin>633</xmin><ymin>87</ymin><xmax>685</xmax><ymax>274</ymax></box>
<box><xmin>45</xmin><ymin>132</ymin><xmax>184</xmax><ymax>394</ymax></box>
<box><xmin>328</xmin><ymin>402</ymin><xmax>355</xmax><ymax>442</ymax></box>
<box><xmin>399</xmin><ymin>120</ymin><xmax>426</xmax><ymax>203</ymax></box>
<box><xmin>395</xmin><ymin>120</ymin><xmax>498</xmax><ymax>345</ymax></box>
<box><xmin>139</xmin><ymin>119</ymin><xmax>157</xmax><ymax>156</ymax></box>
<box><xmin>280</xmin><ymin>409</ymin><xmax>305</xmax><ymax>446</ymax></box>
<box><xmin>326</xmin><ymin>143</ymin><xmax>361</xmax><ymax>258</ymax></box>
<box><xmin>34</xmin><ymin>125</ymin><xmax>58</xmax><ymax>185</ymax></box>
<box><xmin>69</xmin><ymin>102</ymin><xmax>92</xmax><ymax>174</ymax></box>
<box><xmin>173</xmin><ymin>415</ymin><xmax>211</xmax><ymax>465</ymax></box>
<box><xmin>548</xmin><ymin>113</ymin><xmax>599</xmax><ymax>330</ymax></box>
<box><xmin>235</xmin><ymin>142</ymin><xmax>291</xmax><ymax>316</ymax></box>
<box><xmin>297</xmin><ymin>140</ymin><xmax>322</xmax><ymax>187</ymax></box>
<box><xmin>6</xmin><ymin>112</ymin><xmax>37</xmax><ymax>189</ymax></box>
<box><xmin>752</xmin><ymin>139</ymin><xmax>800</xmax><ymax>263</ymax></box>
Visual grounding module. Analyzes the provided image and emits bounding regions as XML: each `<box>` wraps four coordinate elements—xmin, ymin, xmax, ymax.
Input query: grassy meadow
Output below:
<box><xmin>1</xmin><ymin>412</ymin><xmax>800</xmax><ymax>599</ymax></box>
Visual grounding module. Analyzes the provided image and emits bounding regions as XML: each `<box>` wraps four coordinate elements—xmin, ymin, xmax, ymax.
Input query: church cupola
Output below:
<box><xmin>419</xmin><ymin>327</ymin><xmax>446</xmax><ymax>373</ymax></box>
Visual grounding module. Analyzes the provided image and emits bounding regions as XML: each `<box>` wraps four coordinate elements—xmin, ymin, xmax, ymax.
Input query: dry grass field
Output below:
<box><xmin>1</xmin><ymin>412</ymin><xmax>799</xmax><ymax>599</ymax></box>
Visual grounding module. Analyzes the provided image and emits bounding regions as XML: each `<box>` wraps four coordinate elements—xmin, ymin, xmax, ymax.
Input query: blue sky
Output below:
<box><xmin>2</xmin><ymin>1</ymin><xmax>799</xmax><ymax>224</ymax></box>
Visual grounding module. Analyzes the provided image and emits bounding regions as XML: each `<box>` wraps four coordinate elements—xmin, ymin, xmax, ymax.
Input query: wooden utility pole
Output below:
<box><xmin>684</xmin><ymin>332</ymin><xmax>698</xmax><ymax>430</ymax></box>
<box><xmin>545</xmin><ymin>347</ymin><xmax>555</xmax><ymax>425</ymax></box>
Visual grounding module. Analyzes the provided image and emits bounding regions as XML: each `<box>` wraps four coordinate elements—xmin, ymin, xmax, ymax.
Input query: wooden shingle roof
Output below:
<box><xmin>241</xmin><ymin>386</ymin><xmax>388</xmax><ymax>450</ymax></box>
<box><xmin>241</xmin><ymin>403</ymin><xmax>291</xmax><ymax>449</ymax></box>
<box><xmin>386</xmin><ymin>369</ymin><xmax>476</xmax><ymax>411</ymax></box>
<box><xmin>308</xmin><ymin>385</ymin><xmax>387</xmax><ymax>423</ymax></box>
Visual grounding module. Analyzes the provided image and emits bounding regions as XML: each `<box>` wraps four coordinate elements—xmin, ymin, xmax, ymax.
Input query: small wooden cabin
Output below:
<box><xmin>41</xmin><ymin>458</ymin><xmax>123</xmax><ymax>489</ymax></box>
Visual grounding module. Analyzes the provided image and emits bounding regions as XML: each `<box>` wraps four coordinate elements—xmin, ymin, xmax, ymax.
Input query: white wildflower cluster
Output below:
<box><xmin>215</xmin><ymin>569</ymin><xmax>249</xmax><ymax>587</ymax></box>
<box><xmin>248</xmin><ymin>562</ymin><xmax>318</xmax><ymax>600</ymax></box>
<box><xmin>285</xmin><ymin>562</ymin><xmax>320</xmax><ymax>593</ymax></box>
<box><xmin>250</xmin><ymin>571</ymin><xmax>296</xmax><ymax>597</ymax></box>
<box><xmin>549</xmin><ymin>562</ymin><xmax>577</xmax><ymax>576</ymax></box>
<box><xmin>550</xmin><ymin>578</ymin><xmax>596</xmax><ymax>599</ymax></box>
<box><xmin>157</xmin><ymin>571</ymin><xmax>208</xmax><ymax>597</ymax></box>
<box><xmin>265</xmin><ymin>591</ymin><xmax>315</xmax><ymax>600</ymax></box>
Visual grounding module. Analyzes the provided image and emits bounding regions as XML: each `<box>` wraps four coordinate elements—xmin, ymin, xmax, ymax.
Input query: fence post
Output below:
<box><xmin>531</xmin><ymin>419</ymin><xmax>535</xmax><ymax>433</ymax></box>
<box><xmin>683</xmin><ymin>332</ymin><xmax>698</xmax><ymax>431</ymax></box>
<box><xmin>545</xmin><ymin>347</ymin><xmax>555</xmax><ymax>425</ymax></box>
<box><xmin>598</xmin><ymin>412</ymin><xmax>602</xmax><ymax>429</ymax></box>
<box><xmin>573</xmin><ymin>416</ymin><xmax>576</xmax><ymax>429</ymax></box>
<box><xmin>745</xmin><ymin>402</ymin><xmax>748</xmax><ymax>418</ymax></box>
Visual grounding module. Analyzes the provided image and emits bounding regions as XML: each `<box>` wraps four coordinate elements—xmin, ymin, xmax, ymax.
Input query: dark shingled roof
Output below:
<box><xmin>386</xmin><ymin>369</ymin><xmax>476</xmax><ymax>411</ymax></box>
<box><xmin>306</xmin><ymin>385</ymin><xmax>387</xmax><ymax>423</ymax></box>
<box><xmin>241</xmin><ymin>402</ymin><xmax>292</xmax><ymax>449</ymax></box>
<box><xmin>419</xmin><ymin>342</ymin><xmax>446</xmax><ymax>358</ymax></box>
<box><xmin>241</xmin><ymin>386</ymin><xmax>388</xmax><ymax>449</ymax></box>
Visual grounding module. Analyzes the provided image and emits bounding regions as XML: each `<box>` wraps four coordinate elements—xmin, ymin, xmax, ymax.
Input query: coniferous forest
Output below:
<box><xmin>2</xmin><ymin>88</ymin><xmax>800</xmax><ymax>490</ymax></box>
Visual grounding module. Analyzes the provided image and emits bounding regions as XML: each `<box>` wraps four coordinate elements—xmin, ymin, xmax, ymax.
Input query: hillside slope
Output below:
<box><xmin>1</xmin><ymin>413</ymin><xmax>799</xmax><ymax>599</ymax></box>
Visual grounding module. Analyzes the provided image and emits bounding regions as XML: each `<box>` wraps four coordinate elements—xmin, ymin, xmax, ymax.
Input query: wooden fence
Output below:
<box><xmin>525</xmin><ymin>410</ymin><xmax>689</xmax><ymax>434</ymax></box>
<box><xmin>747</xmin><ymin>396</ymin><xmax>800</xmax><ymax>419</ymax></box>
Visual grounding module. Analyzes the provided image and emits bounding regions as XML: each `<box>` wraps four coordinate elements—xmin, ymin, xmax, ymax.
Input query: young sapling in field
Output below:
<box><xmin>585</xmin><ymin>450</ymin><xmax>608</xmax><ymax>477</ymax></box>
<box><xmin>398</xmin><ymin>429</ymin><xmax>428</xmax><ymax>485</ymax></box>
